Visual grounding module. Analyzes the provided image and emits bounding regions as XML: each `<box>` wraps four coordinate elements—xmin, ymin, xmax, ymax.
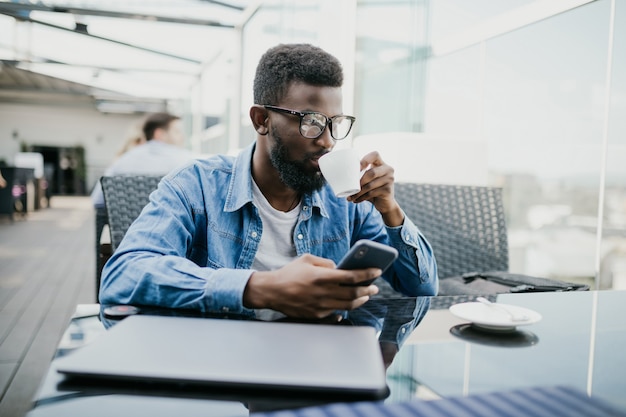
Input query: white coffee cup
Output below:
<box><xmin>318</xmin><ymin>148</ymin><xmax>363</xmax><ymax>198</ymax></box>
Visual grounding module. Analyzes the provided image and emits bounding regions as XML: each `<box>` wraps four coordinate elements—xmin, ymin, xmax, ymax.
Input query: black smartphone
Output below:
<box><xmin>337</xmin><ymin>240</ymin><xmax>399</xmax><ymax>286</ymax></box>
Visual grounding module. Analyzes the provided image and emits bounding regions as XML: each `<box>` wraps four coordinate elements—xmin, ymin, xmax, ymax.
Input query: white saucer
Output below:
<box><xmin>449</xmin><ymin>302</ymin><xmax>542</xmax><ymax>332</ymax></box>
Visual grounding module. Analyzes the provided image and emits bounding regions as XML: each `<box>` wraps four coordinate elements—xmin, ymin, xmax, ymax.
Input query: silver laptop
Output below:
<box><xmin>55</xmin><ymin>315</ymin><xmax>388</xmax><ymax>399</ymax></box>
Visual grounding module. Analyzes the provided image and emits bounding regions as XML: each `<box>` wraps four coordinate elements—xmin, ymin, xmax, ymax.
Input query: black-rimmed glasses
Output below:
<box><xmin>264</xmin><ymin>105</ymin><xmax>355</xmax><ymax>140</ymax></box>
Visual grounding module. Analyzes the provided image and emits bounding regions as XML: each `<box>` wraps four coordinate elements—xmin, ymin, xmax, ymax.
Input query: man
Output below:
<box><xmin>100</xmin><ymin>44</ymin><xmax>437</xmax><ymax>319</ymax></box>
<box><xmin>90</xmin><ymin>112</ymin><xmax>194</xmax><ymax>208</ymax></box>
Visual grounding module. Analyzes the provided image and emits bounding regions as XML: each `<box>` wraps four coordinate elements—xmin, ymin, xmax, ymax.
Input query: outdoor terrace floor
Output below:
<box><xmin>0</xmin><ymin>196</ymin><xmax>95</xmax><ymax>417</ymax></box>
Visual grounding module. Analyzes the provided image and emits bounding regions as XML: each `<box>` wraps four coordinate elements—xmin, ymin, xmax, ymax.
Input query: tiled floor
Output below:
<box><xmin>0</xmin><ymin>197</ymin><xmax>95</xmax><ymax>417</ymax></box>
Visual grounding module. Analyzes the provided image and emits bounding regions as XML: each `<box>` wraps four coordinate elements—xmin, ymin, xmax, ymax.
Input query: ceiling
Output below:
<box><xmin>0</xmin><ymin>59</ymin><xmax>170</xmax><ymax>113</ymax></box>
<box><xmin>0</xmin><ymin>0</ymin><xmax>249</xmax><ymax>114</ymax></box>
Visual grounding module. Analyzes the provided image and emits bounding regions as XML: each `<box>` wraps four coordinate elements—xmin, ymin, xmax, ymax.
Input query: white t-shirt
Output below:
<box><xmin>250</xmin><ymin>179</ymin><xmax>300</xmax><ymax>272</ymax></box>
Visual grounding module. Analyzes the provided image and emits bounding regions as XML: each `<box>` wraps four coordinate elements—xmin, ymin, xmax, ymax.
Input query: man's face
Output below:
<box><xmin>266</xmin><ymin>82</ymin><xmax>344</xmax><ymax>193</ymax></box>
<box><xmin>162</xmin><ymin>120</ymin><xmax>185</xmax><ymax>146</ymax></box>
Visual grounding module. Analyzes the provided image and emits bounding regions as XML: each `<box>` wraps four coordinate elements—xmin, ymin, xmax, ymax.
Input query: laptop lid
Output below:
<box><xmin>55</xmin><ymin>315</ymin><xmax>388</xmax><ymax>399</ymax></box>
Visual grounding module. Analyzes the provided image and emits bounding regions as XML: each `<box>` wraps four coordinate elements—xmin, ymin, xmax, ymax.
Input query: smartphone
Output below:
<box><xmin>337</xmin><ymin>240</ymin><xmax>399</xmax><ymax>286</ymax></box>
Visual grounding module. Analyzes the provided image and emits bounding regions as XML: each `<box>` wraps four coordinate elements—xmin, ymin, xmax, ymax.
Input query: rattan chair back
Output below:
<box><xmin>101</xmin><ymin>175</ymin><xmax>162</xmax><ymax>251</ymax></box>
<box><xmin>95</xmin><ymin>206</ymin><xmax>109</xmax><ymax>299</ymax></box>
<box><xmin>394</xmin><ymin>183</ymin><xmax>509</xmax><ymax>279</ymax></box>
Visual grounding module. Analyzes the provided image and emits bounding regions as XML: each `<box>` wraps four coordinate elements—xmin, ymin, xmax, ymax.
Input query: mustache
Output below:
<box><xmin>308</xmin><ymin>150</ymin><xmax>330</xmax><ymax>160</ymax></box>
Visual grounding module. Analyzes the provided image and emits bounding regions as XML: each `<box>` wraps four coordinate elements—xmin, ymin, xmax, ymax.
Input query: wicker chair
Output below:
<box><xmin>95</xmin><ymin>206</ymin><xmax>110</xmax><ymax>300</ymax></box>
<box><xmin>101</xmin><ymin>175</ymin><xmax>163</xmax><ymax>252</ymax></box>
<box><xmin>96</xmin><ymin>175</ymin><xmax>162</xmax><ymax>299</ymax></box>
<box><xmin>394</xmin><ymin>183</ymin><xmax>508</xmax><ymax>280</ymax></box>
<box><xmin>394</xmin><ymin>183</ymin><xmax>589</xmax><ymax>296</ymax></box>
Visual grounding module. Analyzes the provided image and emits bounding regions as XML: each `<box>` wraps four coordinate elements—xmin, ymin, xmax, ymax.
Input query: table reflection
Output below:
<box><xmin>449</xmin><ymin>324</ymin><xmax>539</xmax><ymax>348</ymax></box>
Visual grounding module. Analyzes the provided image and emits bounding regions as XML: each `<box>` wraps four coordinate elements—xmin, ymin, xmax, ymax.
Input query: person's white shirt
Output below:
<box><xmin>91</xmin><ymin>139</ymin><xmax>195</xmax><ymax>208</ymax></box>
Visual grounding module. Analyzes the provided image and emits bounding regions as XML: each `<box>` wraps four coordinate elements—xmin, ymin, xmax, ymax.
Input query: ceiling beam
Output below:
<box><xmin>196</xmin><ymin>0</ymin><xmax>245</xmax><ymax>12</ymax></box>
<box><xmin>0</xmin><ymin>11</ymin><xmax>203</xmax><ymax>64</ymax></box>
<box><xmin>0</xmin><ymin>2</ymin><xmax>236</xmax><ymax>27</ymax></box>
<box><xmin>6</xmin><ymin>58</ymin><xmax>199</xmax><ymax>75</ymax></box>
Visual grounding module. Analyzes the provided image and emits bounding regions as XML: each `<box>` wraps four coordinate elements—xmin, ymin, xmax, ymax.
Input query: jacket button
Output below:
<box><xmin>297</xmin><ymin>234</ymin><xmax>304</xmax><ymax>240</ymax></box>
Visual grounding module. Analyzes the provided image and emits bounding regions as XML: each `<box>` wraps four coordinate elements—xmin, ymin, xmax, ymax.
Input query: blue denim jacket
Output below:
<box><xmin>99</xmin><ymin>143</ymin><xmax>438</xmax><ymax>314</ymax></box>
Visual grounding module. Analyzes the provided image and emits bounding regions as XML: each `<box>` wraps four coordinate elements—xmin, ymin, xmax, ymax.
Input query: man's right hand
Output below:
<box><xmin>243</xmin><ymin>254</ymin><xmax>380</xmax><ymax>319</ymax></box>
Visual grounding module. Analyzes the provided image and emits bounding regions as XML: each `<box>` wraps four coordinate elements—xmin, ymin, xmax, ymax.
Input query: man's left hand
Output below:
<box><xmin>347</xmin><ymin>151</ymin><xmax>404</xmax><ymax>227</ymax></box>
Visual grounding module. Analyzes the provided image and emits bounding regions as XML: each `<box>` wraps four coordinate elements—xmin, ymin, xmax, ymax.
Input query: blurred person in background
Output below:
<box><xmin>115</xmin><ymin>125</ymin><xmax>146</xmax><ymax>158</ymax></box>
<box><xmin>91</xmin><ymin>112</ymin><xmax>195</xmax><ymax>208</ymax></box>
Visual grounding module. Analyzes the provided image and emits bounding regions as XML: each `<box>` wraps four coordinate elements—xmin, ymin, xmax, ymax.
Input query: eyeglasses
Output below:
<box><xmin>264</xmin><ymin>105</ymin><xmax>355</xmax><ymax>141</ymax></box>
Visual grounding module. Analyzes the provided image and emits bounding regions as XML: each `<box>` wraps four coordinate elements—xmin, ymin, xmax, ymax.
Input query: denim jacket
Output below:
<box><xmin>99</xmin><ymin>143</ymin><xmax>438</xmax><ymax>314</ymax></box>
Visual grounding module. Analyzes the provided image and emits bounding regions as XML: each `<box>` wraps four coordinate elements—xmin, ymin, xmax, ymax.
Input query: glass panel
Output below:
<box><xmin>355</xmin><ymin>0</ymin><xmax>428</xmax><ymax>134</ymax></box>
<box><xmin>429</xmin><ymin>0</ymin><xmax>534</xmax><ymax>40</ymax></box>
<box><xmin>424</xmin><ymin>45</ymin><xmax>484</xmax><ymax>136</ymax></box>
<box><xmin>483</xmin><ymin>0</ymin><xmax>610</xmax><ymax>287</ymax></box>
<box><xmin>600</xmin><ymin>0</ymin><xmax>626</xmax><ymax>290</ymax></box>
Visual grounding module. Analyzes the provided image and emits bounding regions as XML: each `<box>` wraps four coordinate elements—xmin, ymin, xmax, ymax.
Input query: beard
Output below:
<box><xmin>269</xmin><ymin>129</ymin><xmax>327</xmax><ymax>194</ymax></box>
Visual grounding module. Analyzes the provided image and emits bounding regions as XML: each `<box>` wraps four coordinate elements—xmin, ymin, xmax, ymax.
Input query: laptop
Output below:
<box><xmin>55</xmin><ymin>315</ymin><xmax>388</xmax><ymax>399</ymax></box>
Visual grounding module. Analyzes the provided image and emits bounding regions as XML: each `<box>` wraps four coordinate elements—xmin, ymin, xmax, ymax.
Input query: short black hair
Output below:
<box><xmin>142</xmin><ymin>112</ymin><xmax>180</xmax><ymax>141</ymax></box>
<box><xmin>253</xmin><ymin>43</ymin><xmax>344</xmax><ymax>105</ymax></box>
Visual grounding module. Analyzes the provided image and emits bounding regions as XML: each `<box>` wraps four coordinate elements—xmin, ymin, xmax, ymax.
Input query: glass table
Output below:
<box><xmin>26</xmin><ymin>290</ymin><xmax>626</xmax><ymax>416</ymax></box>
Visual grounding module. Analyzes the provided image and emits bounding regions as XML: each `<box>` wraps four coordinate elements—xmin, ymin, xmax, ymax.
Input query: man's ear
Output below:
<box><xmin>250</xmin><ymin>105</ymin><xmax>269</xmax><ymax>136</ymax></box>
